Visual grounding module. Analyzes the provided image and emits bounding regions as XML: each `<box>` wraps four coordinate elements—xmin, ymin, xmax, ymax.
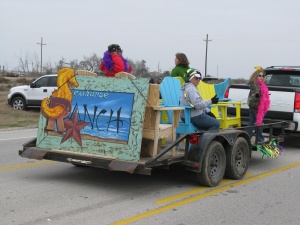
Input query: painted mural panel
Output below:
<box><xmin>70</xmin><ymin>90</ymin><xmax>134</xmax><ymax>143</ymax></box>
<box><xmin>36</xmin><ymin>68</ymin><xmax>149</xmax><ymax>162</ymax></box>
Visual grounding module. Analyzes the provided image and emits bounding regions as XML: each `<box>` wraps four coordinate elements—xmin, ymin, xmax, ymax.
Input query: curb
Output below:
<box><xmin>0</xmin><ymin>124</ymin><xmax>38</xmax><ymax>131</ymax></box>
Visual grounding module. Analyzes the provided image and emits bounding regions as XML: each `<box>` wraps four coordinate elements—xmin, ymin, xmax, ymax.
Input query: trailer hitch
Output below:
<box><xmin>67</xmin><ymin>158</ymin><xmax>92</xmax><ymax>165</ymax></box>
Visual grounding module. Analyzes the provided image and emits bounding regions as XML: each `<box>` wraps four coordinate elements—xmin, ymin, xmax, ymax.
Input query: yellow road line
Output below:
<box><xmin>111</xmin><ymin>162</ymin><xmax>300</xmax><ymax>225</ymax></box>
<box><xmin>156</xmin><ymin>172</ymin><xmax>253</xmax><ymax>205</ymax></box>
<box><xmin>155</xmin><ymin>179</ymin><xmax>231</xmax><ymax>204</ymax></box>
<box><xmin>0</xmin><ymin>160</ymin><xmax>56</xmax><ymax>172</ymax></box>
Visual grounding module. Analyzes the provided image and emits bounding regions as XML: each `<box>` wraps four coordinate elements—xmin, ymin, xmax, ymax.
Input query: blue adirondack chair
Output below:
<box><xmin>161</xmin><ymin>77</ymin><xmax>241</xmax><ymax>131</ymax></box>
<box><xmin>214</xmin><ymin>77</ymin><xmax>231</xmax><ymax>101</ymax></box>
<box><xmin>160</xmin><ymin>77</ymin><xmax>198</xmax><ymax>135</ymax></box>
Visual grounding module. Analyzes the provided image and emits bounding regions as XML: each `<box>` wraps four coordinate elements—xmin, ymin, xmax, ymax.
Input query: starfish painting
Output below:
<box><xmin>61</xmin><ymin>110</ymin><xmax>90</xmax><ymax>146</ymax></box>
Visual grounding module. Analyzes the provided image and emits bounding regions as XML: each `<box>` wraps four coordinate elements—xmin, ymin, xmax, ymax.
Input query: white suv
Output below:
<box><xmin>7</xmin><ymin>74</ymin><xmax>58</xmax><ymax>110</ymax></box>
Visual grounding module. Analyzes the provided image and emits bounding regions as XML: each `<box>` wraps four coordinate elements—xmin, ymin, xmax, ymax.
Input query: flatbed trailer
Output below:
<box><xmin>19</xmin><ymin>69</ymin><xmax>288</xmax><ymax>187</ymax></box>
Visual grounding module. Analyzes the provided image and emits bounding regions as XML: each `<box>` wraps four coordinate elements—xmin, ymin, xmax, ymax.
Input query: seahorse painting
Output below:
<box><xmin>41</xmin><ymin>68</ymin><xmax>79</xmax><ymax>133</ymax></box>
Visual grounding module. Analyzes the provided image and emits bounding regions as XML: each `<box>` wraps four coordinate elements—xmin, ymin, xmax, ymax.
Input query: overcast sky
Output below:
<box><xmin>1</xmin><ymin>0</ymin><xmax>300</xmax><ymax>79</ymax></box>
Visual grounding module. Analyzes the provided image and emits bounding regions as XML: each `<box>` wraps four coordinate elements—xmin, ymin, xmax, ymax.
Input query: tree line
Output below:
<box><xmin>2</xmin><ymin>52</ymin><xmax>246</xmax><ymax>83</ymax></box>
<box><xmin>2</xmin><ymin>52</ymin><xmax>169</xmax><ymax>79</ymax></box>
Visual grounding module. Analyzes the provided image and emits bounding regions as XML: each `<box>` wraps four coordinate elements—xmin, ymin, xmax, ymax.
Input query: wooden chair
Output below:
<box><xmin>142</xmin><ymin>83</ymin><xmax>183</xmax><ymax>156</ymax></box>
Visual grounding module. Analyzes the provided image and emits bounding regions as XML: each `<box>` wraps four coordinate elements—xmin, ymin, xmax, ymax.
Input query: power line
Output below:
<box><xmin>37</xmin><ymin>37</ymin><xmax>46</xmax><ymax>74</ymax></box>
<box><xmin>203</xmin><ymin>34</ymin><xmax>212</xmax><ymax>77</ymax></box>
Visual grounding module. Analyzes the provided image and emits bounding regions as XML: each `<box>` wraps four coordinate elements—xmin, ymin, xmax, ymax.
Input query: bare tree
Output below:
<box><xmin>79</xmin><ymin>53</ymin><xmax>100</xmax><ymax>72</ymax></box>
<box><xmin>16</xmin><ymin>51</ymin><xmax>42</xmax><ymax>76</ymax></box>
<box><xmin>55</xmin><ymin>57</ymin><xmax>67</xmax><ymax>71</ymax></box>
<box><xmin>68</xmin><ymin>59</ymin><xmax>79</xmax><ymax>71</ymax></box>
<box><xmin>127</xmin><ymin>59</ymin><xmax>136</xmax><ymax>74</ymax></box>
<box><xmin>30</xmin><ymin>52</ymin><xmax>40</xmax><ymax>74</ymax></box>
<box><xmin>44</xmin><ymin>60</ymin><xmax>56</xmax><ymax>74</ymax></box>
<box><xmin>32</xmin><ymin>53</ymin><xmax>40</xmax><ymax>75</ymax></box>
<box><xmin>16</xmin><ymin>51</ymin><xmax>29</xmax><ymax>75</ymax></box>
<box><xmin>15</xmin><ymin>51</ymin><xmax>153</xmax><ymax>77</ymax></box>
<box><xmin>132</xmin><ymin>59</ymin><xmax>149</xmax><ymax>78</ymax></box>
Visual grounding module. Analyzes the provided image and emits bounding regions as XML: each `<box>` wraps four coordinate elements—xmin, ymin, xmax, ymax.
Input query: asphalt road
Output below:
<box><xmin>0</xmin><ymin>128</ymin><xmax>300</xmax><ymax>225</ymax></box>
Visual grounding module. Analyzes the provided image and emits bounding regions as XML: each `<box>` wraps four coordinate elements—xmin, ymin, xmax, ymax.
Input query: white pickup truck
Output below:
<box><xmin>227</xmin><ymin>66</ymin><xmax>300</xmax><ymax>136</ymax></box>
<box><xmin>7</xmin><ymin>74</ymin><xmax>58</xmax><ymax>110</ymax></box>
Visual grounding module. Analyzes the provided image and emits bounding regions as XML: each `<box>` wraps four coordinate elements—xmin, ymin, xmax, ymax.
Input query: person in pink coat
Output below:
<box><xmin>100</xmin><ymin>44</ymin><xmax>132</xmax><ymax>77</ymax></box>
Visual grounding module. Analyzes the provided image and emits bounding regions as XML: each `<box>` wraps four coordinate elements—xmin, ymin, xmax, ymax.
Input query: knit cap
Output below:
<box><xmin>185</xmin><ymin>68</ymin><xmax>202</xmax><ymax>82</ymax></box>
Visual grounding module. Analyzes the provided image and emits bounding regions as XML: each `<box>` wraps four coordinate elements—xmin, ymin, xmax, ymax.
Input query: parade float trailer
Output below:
<box><xmin>19</xmin><ymin>68</ymin><xmax>287</xmax><ymax>187</ymax></box>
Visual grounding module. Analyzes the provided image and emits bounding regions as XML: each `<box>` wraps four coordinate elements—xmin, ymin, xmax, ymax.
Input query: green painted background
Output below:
<box><xmin>36</xmin><ymin>75</ymin><xmax>149</xmax><ymax>162</ymax></box>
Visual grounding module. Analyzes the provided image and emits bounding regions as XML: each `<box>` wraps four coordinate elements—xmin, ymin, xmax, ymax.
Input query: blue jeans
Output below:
<box><xmin>190</xmin><ymin>113</ymin><xmax>220</xmax><ymax>131</ymax></box>
<box><xmin>246</xmin><ymin>109</ymin><xmax>264</xmax><ymax>142</ymax></box>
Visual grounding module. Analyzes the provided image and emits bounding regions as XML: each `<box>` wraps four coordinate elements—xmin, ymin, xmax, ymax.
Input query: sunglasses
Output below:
<box><xmin>194</xmin><ymin>77</ymin><xmax>201</xmax><ymax>80</ymax></box>
<box><xmin>258</xmin><ymin>74</ymin><xmax>265</xmax><ymax>77</ymax></box>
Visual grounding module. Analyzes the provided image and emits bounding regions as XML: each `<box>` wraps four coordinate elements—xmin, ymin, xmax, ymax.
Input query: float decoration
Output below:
<box><xmin>255</xmin><ymin>139</ymin><xmax>285</xmax><ymax>159</ymax></box>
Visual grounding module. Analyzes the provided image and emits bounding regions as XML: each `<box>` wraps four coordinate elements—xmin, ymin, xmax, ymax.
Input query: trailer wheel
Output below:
<box><xmin>196</xmin><ymin>141</ymin><xmax>226</xmax><ymax>187</ymax></box>
<box><xmin>225</xmin><ymin>137</ymin><xmax>249</xmax><ymax>180</ymax></box>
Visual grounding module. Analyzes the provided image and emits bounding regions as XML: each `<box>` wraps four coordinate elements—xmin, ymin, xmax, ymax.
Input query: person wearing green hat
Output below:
<box><xmin>180</xmin><ymin>68</ymin><xmax>220</xmax><ymax>131</ymax></box>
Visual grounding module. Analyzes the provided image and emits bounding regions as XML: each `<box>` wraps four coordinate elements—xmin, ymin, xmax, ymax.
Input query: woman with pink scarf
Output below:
<box><xmin>246</xmin><ymin>66</ymin><xmax>270</xmax><ymax>143</ymax></box>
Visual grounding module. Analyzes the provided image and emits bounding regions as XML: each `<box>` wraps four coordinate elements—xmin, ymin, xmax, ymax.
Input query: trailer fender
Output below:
<box><xmin>108</xmin><ymin>160</ymin><xmax>139</xmax><ymax>174</ymax></box>
<box><xmin>188</xmin><ymin>130</ymin><xmax>250</xmax><ymax>170</ymax></box>
<box><xmin>20</xmin><ymin>148</ymin><xmax>48</xmax><ymax>160</ymax></box>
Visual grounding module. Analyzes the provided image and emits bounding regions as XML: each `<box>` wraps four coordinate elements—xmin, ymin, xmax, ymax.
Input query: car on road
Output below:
<box><xmin>7</xmin><ymin>74</ymin><xmax>58</xmax><ymax>110</ymax></box>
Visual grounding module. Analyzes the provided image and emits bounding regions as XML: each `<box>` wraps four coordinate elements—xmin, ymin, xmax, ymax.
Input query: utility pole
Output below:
<box><xmin>158</xmin><ymin>61</ymin><xmax>160</xmax><ymax>75</ymax></box>
<box><xmin>37</xmin><ymin>37</ymin><xmax>46</xmax><ymax>74</ymax></box>
<box><xmin>203</xmin><ymin>34</ymin><xmax>212</xmax><ymax>77</ymax></box>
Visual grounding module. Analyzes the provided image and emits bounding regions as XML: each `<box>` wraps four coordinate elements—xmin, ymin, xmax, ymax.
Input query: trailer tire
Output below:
<box><xmin>225</xmin><ymin>137</ymin><xmax>249</xmax><ymax>180</ymax></box>
<box><xmin>196</xmin><ymin>141</ymin><xmax>226</xmax><ymax>187</ymax></box>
